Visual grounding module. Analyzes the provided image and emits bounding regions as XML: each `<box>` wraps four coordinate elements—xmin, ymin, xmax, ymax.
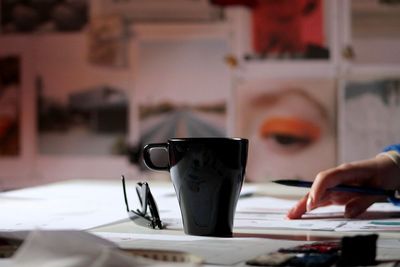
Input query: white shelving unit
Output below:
<box><xmin>337</xmin><ymin>0</ymin><xmax>400</xmax><ymax>163</ymax></box>
<box><xmin>340</xmin><ymin>0</ymin><xmax>400</xmax><ymax>73</ymax></box>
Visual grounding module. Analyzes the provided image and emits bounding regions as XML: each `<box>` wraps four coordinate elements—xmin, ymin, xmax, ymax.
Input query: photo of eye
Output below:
<box><xmin>235</xmin><ymin>78</ymin><xmax>336</xmax><ymax>182</ymax></box>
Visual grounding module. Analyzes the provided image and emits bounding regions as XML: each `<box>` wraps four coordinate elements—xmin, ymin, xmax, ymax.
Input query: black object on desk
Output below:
<box><xmin>121</xmin><ymin>175</ymin><xmax>163</xmax><ymax>229</ymax></box>
<box><xmin>337</xmin><ymin>234</ymin><xmax>378</xmax><ymax>266</ymax></box>
<box><xmin>0</xmin><ymin>237</ymin><xmax>22</xmax><ymax>258</ymax></box>
<box><xmin>143</xmin><ymin>138</ymin><xmax>248</xmax><ymax>237</ymax></box>
<box><xmin>247</xmin><ymin>235</ymin><xmax>379</xmax><ymax>267</ymax></box>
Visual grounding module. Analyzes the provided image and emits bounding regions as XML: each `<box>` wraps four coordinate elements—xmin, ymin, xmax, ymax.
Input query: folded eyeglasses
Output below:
<box><xmin>121</xmin><ymin>175</ymin><xmax>164</xmax><ymax>229</ymax></box>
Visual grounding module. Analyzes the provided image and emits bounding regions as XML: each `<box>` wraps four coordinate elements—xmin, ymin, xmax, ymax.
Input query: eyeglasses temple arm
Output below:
<box><xmin>121</xmin><ymin>175</ymin><xmax>130</xmax><ymax>212</ymax></box>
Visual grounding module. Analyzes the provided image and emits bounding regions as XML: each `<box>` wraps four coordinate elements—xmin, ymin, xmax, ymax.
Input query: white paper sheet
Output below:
<box><xmin>3</xmin><ymin>180</ymin><xmax>400</xmax><ymax>234</ymax></box>
<box><xmin>0</xmin><ymin>180</ymin><xmax>184</xmax><ymax>231</ymax></box>
<box><xmin>234</xmin><ymin>196</ymin><xmax>344</xmax><ymax>231</ymax></box>
<box><xmin>153</xmin><ymin>195</ymin><xmax>400</xmax><ymax>232</ymax></box>
<box><xmin>377</xmin><ymin>238</ymin><xmax>400</xmax><ymax>261</ymax></box>
<box><xmin>5</xmin><ymin>230</ymin><xmax>192</xmax><ymax>267</ymax></box>
<box><xmin>93</xmin><ymin>232</ymin><xmax>305</xmax><ymax>265</ymax></box>
<box><xmin>335</xmin><ymin>220</ymin><xmax>400</xmax><ymax>232</ymax></box>
<box><xmin>0</xmin><ymin>181</ymin><xmax>127</xmax><ymax>231</ymax></box>
<box><xmin>235</xmin><ymin>196</ymin><xmax>400</xmax><ymax>232</ymax></box>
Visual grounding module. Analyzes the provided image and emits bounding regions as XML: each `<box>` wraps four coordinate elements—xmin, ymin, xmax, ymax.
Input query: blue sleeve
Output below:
<box><xmin>382</xmin><ymin>144</ymin><xmax>400</xmax><ymax>207</ymax></box>
<box><xmin>383</xmin><ymin>144</ymin><xmax>400</xmax><ymax>154</ymax></box>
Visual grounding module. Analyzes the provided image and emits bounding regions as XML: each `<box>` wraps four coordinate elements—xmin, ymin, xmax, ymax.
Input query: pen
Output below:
<box><xmin>273</xmin><ymin>179</ymin><xmax>400</xmax><ymax>205</ymax></box>
<box><xmin>370</xmin><ymin>221</ymin><xmax>400</xmax><ymax>226</ymax></box>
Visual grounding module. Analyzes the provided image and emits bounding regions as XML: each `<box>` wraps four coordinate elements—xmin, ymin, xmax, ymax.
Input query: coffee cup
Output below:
<box><xmin>143</xmin><ymin>138</ymin><xmax>248</xmax><ymax>237</ymax></box>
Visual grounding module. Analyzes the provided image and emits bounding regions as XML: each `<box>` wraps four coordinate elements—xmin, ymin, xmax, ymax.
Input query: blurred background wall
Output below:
<box><xmin>0</xmin><ymin>0</ymin><xmax>400</xmax><ymax>190</ymax></box>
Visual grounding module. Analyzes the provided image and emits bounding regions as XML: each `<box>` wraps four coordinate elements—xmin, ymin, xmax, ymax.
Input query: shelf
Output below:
<box><xmin>130</xmin><ymin>21</ymin><xmax>231</xmax><ymax>41</ymax></box>
<box><xmin>239</xmin><ymin>60</ymin><xmax>338</xmax><ymax>79</ymax></box>
<box><xmin>341</xmin><ymin>63</ymin><xmax>400</xmax><ymax>77</ymax></box>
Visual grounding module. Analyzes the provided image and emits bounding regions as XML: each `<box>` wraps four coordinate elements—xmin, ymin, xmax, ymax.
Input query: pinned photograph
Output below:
<box><xmin>32</xmin><ymin>30</ymin><xmax>136</xmax><ymax>156</ymax></box>
<box><xmin>88</xmin><ymin>16</ymin><xmax>127</xmax><ymax>67</ymax></box>
<box><xmin>130</xmin><ymin>39</ymin><xmax>230</xmax><ymax>169</ymax></box>
<box><xmin>133</xmin><ymin>100</ymin><xmax>226</xmax><ymax>169</ymax></box>
<box><xmin>340</xmin><ymin>78</ymin><xmax>400</xmax><ymax>162</ymax></box>
<box><xmin>235</xmin><ymin>78</ymin><xmax>336</xmax><ymax>181</ymax></box>
<box><xmin>37</xmin><ymin>80</ymin><xmax>129</xmax><ymax>156</ymax></box>
<box><xmin>140</xmin><ymin>101</ymin><xmax>225</xmax><ymax>141</ymax></box>
<box><xmin>250</xmin><ymin>0</ymin><xmax>329</xmax><ymax>60</ymax></box>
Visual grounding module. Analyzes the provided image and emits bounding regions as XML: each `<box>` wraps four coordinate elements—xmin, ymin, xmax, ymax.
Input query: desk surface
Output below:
<box><xmin>1</xmin><ymin>179</ymin><xmax>400</xmax><ymax>266</ymax></box>
<box><xmin>93</xmin><ymin>181</ymin><xmax>400</xmax><ymax>240</ymax></box>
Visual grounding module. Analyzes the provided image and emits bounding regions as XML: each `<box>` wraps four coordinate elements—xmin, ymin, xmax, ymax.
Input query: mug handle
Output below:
<box><xmin>143</xmin><ymin>143</ymin><xmax>169</xmax><ymax>171</ymax></box>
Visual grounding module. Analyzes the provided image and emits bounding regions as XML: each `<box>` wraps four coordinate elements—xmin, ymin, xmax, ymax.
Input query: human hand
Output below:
<box><xmin>287</xmin><ymin>155</ymin><xmax>400</xmax><ymax>219</ymax></box>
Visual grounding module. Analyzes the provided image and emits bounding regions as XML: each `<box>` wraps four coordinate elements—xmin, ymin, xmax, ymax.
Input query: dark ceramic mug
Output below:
<box><xmin>143</xmin><ymin>138</ymin><xmax>248</xmax><ymax>237</ymax></box>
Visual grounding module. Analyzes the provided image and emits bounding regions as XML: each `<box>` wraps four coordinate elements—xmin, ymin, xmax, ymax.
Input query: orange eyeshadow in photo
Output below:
<box><xmin>259</xmin><ymin>117</ymin><xmax>321</xmax><ymax>143</ymax></box>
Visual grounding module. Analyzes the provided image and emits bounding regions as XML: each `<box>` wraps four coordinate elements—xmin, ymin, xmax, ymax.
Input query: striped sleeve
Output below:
<box><xmin>377</xmin><ymin>144</ymin><xmax>400</xmax><ymax>169</ymax></box>
<box><xmin>383</xmin><ymin>144</ymin><xmax>400</xmax><ymax>154</ymax></box>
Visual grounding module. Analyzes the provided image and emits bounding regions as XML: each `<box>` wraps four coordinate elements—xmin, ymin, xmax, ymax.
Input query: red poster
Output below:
<box><xmin>252</xmin><ymin>0</ymin><xmax>327</xmax><ymax>59</ymax></box>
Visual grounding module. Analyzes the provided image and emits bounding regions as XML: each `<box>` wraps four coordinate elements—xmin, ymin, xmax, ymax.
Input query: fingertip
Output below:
<box><xmin>286</xmin><ymin>207</ymin><xmax>296</xmax><ymax>219</ymax></box>
<box><xmin>286</xmin><ymin>203</ymin><xmax>301</xmax><ymax>219</ymax></box>
<box><xmin>286</xmin><ymin>195</ymin><xmax>308</xmax><ymax>219</ymax></box>
<box><xmin>286</xmin><ymin>209</ymin><xmax>301</xmax><ymax>220</ymax></box>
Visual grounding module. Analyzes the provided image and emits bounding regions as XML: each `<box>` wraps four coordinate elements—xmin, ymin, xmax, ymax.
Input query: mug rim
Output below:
<box><xmin>168</xmin><ymin>137</ymin><xmax>248</xmax><ymax>142</ymax></box>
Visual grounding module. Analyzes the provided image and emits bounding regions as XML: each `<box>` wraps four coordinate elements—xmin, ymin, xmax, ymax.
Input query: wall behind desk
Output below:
<box><xmin>0</xmin><ymin>31</ymin><xmax>231</xmax><ymax>189</ymax></box>
<box><xmin>1</xmin><ymin>0</ymin><xmax>400</xmax><ymax>189</ymax></box>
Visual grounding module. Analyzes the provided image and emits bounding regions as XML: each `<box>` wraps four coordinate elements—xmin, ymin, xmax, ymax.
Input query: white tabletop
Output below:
<box><xmin>1</xmin><ymin>179</ymin><xmax>400</xmax><ymax>266</ymax></box>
